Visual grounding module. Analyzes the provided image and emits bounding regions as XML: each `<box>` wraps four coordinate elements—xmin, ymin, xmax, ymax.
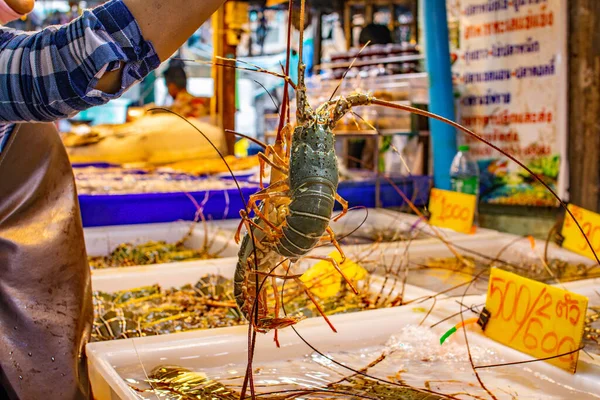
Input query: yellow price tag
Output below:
<box><xmin>300</xmin><ymin>251</ymin><xmax>367</xmax><ymax>299</ymax></box>
<box><xmin>561</xmin><ymin>204</ymin><xmax>600</xmax><ymax>261</ymax></box>
<box><xmin>428</xmin><ymin>188</ymin><xmax>476</xmax><ymax>234</ymax></box>
<box><xmin>484</xmin><ymin>268</ymin><xmax>588</xmax><ymax>373</ymax></box>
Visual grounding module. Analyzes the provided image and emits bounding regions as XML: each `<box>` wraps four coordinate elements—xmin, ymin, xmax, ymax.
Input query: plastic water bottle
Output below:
<box><xmin>450</xmin><ymin>145</ymin><xmax>480</xmax><ymax>196</ymax></box>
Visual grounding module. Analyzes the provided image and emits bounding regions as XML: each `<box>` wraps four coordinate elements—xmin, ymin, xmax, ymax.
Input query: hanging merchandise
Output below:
<box><xmin>451</xmin><ymin>0</ymin><xmax>568</xmax><ymax>207</ymax></box>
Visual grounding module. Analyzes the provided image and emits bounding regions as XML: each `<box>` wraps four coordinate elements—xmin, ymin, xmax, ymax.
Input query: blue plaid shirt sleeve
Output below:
<box><xmin>0</xmin><ymin>0</ymin><xmax>160</xmax><ymax>124</ymax></box>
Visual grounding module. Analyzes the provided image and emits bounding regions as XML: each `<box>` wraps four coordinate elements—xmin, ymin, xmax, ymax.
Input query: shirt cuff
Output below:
<box><xmin>84</xmin><ymin>0</ymin><xmax>161</xmax><ymax>99</ymax></box>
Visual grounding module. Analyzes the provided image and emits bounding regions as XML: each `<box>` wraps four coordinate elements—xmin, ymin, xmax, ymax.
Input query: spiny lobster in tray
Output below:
<box><xmin>224</xmin><ymin>0</ymin><xmax>599</xmax><ymax>353</ymax></box>
<box><xmin>231</xmin><ymin>0</ymin><xmax>415</xmax><ymax>343</ymax></box>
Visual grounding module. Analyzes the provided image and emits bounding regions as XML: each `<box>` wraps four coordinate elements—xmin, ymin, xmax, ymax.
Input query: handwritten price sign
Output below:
<box><xmin>428</xmin><ymin>188</ymin><xmax>476</xmax><ymax>234</ymax></box>
<box><xmin>561</xmin><ymin>204</ymin><xmax>600</xmax><ymax>261</ymax></box>
<box><xmin>301</xmin><ymin>251</ymin><xmax>367</xmax><ymax>299</ymax></box>
<box><xmin>484</xmin><ymin>268</ymin><xmax>588</xmax><ymax>373</ymax></box>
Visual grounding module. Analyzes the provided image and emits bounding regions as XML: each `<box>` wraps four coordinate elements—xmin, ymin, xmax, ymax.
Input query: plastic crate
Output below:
<box><xmin>79</xmin><ymin>186</ymin><xmax>258</xmax><ymax>227</ymax></box>
<box><xmin>337</xmin><ymin>175</ymin><xmax>431</xmax><ymax>210</ymax></box>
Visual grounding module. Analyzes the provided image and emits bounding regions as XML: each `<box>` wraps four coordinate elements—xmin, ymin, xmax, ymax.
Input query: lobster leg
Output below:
<box><xmin>293</xmin><ymin>277</ymin><xmax>337</xmax><ymax>333</ymax></box>
<box><xmin>235</xmin><ymin>210</ymin><xmax>278</xmax><ymax>245</ymax></box>
<box><xmin>258</xmin><ymin>153</ymin><xmax>289</xmax><ymax>186</ymax></box>
<box><xmin>304</xmin><ymin>255</ymin><xmax>359</xmax><ymax>295</ymax></box>
<box><xmin>245</xmin><ymin>181</ymin><xmax>289</xmax><ymax>210</ymax></box>
<box><xmin>283</xmin><ymin>124</ymin><xmax>293</xmax><ymax>160</ymax></box>
<box><xmin>235</xmin><ymin>200</ymin><xmax>286</xmax><ymax>243</ymax></box>
<box><xmin>259</xmin><ymin>145</ymin><xmax>290</xmax><ymax>188</ymax></box>
<box><xmin>248</xmin><ymin>202</ymin><xmax>285</xmax><ymax>235</ymax></box>
<box><xmin>271</xmin><ymin>276</ymin><xmax>281</xmax><ymax>348</ymax></box>
<box><xmin>325</xmin><ymin>227</ymin><xmax>347</xmax><ymax>263</ymax></box>
<box><xmin>235</xmin><ymin>181</ymin><xmax>290</xmax><ymax>240</ymax></box>
<box><xmin>264</xmin><ymin>144</ymin><xmax>290</xmax><ymax>168</ymax></box>
<box><xmin>333</xmin><ymin>193</ymin><xmax>349</xmax><ymax>222</ymax></box>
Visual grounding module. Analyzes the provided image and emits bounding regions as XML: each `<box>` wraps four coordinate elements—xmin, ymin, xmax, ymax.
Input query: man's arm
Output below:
<box><xmin>4</xmin><ymin>0</ymin><xmax>34</xmax><ymax>15</ymax></box>
<box><xmin>97</xmin><ymin>0</ymin><xmax>224</xmax><ymax>93</ymax></box>
<box><xmin>0</xmin><ymin>0</ymin><xmax>224</xmax><ymax>123</ymax></box>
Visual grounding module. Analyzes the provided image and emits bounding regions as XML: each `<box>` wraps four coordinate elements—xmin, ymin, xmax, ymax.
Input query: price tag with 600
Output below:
<box><xmin>484</xmin><ymin>268</ymin><xmax>588</xmax><ymax>373</ymax></box>
<box><xmin>561</xmin><ymin>204</ymin><xmax>600</xmax><ymax>261</ymax></box>
<box><xmin>428</xmin><ymin>188</ymin><xmax>476</xmax><ymax>234</ymax></box>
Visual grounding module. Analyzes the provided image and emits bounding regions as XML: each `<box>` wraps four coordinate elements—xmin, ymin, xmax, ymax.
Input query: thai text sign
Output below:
<box><xmin>484</xmin><ymin>268</ymin><xmax>587</xmax><ymax>373</ymax></box>
<box><xmin>454</xmin><ymin>0</ymin><xmax>567</xmax><ymax>206</ymax></box>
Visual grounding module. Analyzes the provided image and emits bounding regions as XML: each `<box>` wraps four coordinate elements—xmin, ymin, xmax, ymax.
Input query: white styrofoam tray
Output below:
<box><xmin>84</xmin><ymin>221</ymin><xmax>238</xmax><ymax>272</ymax></box>
<box><xmin>208</xmin><ymin>209</ymin><xmax>502</xmax><ymax>255</ymax></box>
<box><xmin>92</xmin><ymin>256</ymin><xmax>435</xmax><ymax>306</ymax></box>
<box><xmin>86</xmin><ymin>208</ymin><xmax>502</xmax><ymax>278</ymax></box>
<box><xmin>365</xmin><ymin>235</ymin><xmax>600</xmax><ymax>297</ymax></box>
<box><xmin>327</xmin><ymin>208</ymin><xmax>501</xmax><ymax>245</ymax></box>
<box><xmin>87</xmin><ymin>291</ymin><xmax>600</xmax><ymax>400</ymax></box>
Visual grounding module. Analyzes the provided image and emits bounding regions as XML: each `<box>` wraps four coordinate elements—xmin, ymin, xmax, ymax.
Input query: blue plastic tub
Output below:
<box><xmin>79</xmin><ymin>186</ymin><xmax>257</xmax><ymax>227</ymax></box>
<box><xmin>337</xmin><ymin>175</ymin><xmax>431</xmax><ymax>210</ymax></box>
<box><xmin>78</xmin><ymin>175</ymin><xmax>431</xmax><ymax>227</ymax></box>
<box><xmin>72</xmin><ymin>162</ymin><xmax>121</xmax><ymax>169</ymax></box>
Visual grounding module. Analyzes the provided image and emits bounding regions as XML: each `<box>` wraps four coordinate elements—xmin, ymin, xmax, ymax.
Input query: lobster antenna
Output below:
<box><xmin>329</xmin><ymin>41</ymin><xmax>371</xmax><ymax>102</ymax></box>
<box><xmin>120</xmin><ymin>111</ymin><xmax>239</xmax><ymax>399</ymax></box>
<box><xmin>457</xmin><ymin>266</ymin><xmax>501</xmax><ymax>399</ymax></box>
<box><xmin>131</xmin><ymin>339</ymin><xmax>160</xmax><ymax>400</ymax></box>
<box><xmin>146</xmin><ymin>107</ymin><xmax>264</xmax><ymax>399</ymax></box>
<box><xmin>371</xmin><ymin>99</ymin><xmax>600</xmax><ymax>266</ymax></box>
<box><xmin>147</xmin><ymin>108</ymin><xmax>249</xmax><ymax>208</ymax></box>
<box><xmin>240</xmin><ymin>2</ymin><xmax>297</xmax><ymax>397</ymax></box>
<box><xmin>174</xmin><ymin>57</ymin><xmax>297</xmax><ymax>90</ymax></box>
<box><xmin>225</xmin><ymin>129</ymin><xmax>268</xmax><ymax>149</ymax></box>
<box><xmin>279</xmin><ymin>62</ymin><xmax>293</xmax><ymax>124</ymax></box>
<box><xmin>273</xmin><ymin>0</ymin><xmax>295</xmax><ymax>144</ymax></box>
<box><xmin>298</xmin><ymin>0</ymin><xmax>306</xmax><ymax>77</ymax></box>
<box><xmin>253</xmin><ymin>79</ymin><xmax>281</xmax><ymax>116</ymax></box>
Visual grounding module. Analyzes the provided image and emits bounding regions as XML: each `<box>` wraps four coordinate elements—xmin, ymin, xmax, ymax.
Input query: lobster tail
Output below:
<box><xmin>276</xmin><ymin>179</ymin><xmax>336</xmax><ymax>259</ymax></box>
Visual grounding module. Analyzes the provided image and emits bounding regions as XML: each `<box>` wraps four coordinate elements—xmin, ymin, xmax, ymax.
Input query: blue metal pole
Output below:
<box><xmin>423</xmin><ymin>0</ymin><xmax>457</xmax><ymax>190</ymax></box>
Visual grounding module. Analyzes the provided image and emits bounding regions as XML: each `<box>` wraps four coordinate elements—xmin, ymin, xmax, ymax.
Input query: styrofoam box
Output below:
<box><xmin>326</xmin><ymin>208</ymin><xmax>501</xmax><ymax>248</ymax></box>
<box><xmin>358</xmin><ymin>235</ymin><xmax>599</xmax><ymax>298</ymax></box>
<box><xmin>91</xmin><ymin>257</ymin><xmax>435</xmax><ymax>306</ymax></box>
<box><xmin>87</xmin><ymin>290</ymin><xmax>600</xmax><ymax>400</ymax></box>
<box><xmin>84</xmin><ymin>221</ymin><xmax>239</xmax><ymax>272</ymax></box>
<box><xmin>209</xmin><ymin>209</ymin><xmax>502</xmax><ymax>248</ymax></box>
<box><xmin>86</xmin><ymin>209</ymin><xmax>503</xmax><ymax>276</ymax></box>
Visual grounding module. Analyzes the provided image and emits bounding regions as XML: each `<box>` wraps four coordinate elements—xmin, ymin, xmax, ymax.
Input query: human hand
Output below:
<box><xmin>4</xmin><ymin>0</ymin><xmax>34</xmax><ymax>15</ymax></box>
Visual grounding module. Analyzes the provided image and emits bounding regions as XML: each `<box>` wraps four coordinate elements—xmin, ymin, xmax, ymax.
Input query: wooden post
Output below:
<box><xmin>313</xmin><ymin>11</ymin><xmax>323</xmax><ymax>74</ymax></box>
<box><xmin>212</xmin><ymin>4</ymin><xmax>237</xmax><ymax>156</ymax></box>
<box><xmin>568</xmin><ymin>0</ymin><xmax>600</xmax><ymax>211</ymax></box>
<box><xmin>344</xmin><ymin>5</ymin><xmax>351</xmax><ymax>50</ymax></box>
